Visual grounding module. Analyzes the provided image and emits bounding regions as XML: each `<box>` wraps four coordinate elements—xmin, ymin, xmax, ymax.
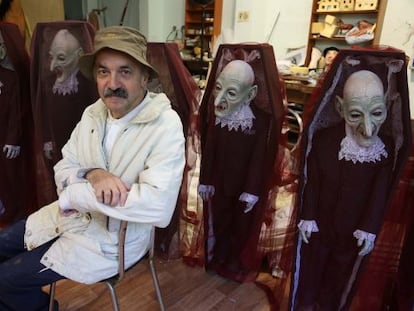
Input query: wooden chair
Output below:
<box><xmin>48</xmin><ymin>221</ymin><xmax>165</xmax><ymax>311</ymax></box>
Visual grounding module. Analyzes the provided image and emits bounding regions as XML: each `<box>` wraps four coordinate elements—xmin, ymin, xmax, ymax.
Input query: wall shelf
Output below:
<box><xmin>184</xmin><ymin>0</ymin><xmax>222</xmax><ymax>54</ymax></box>
<box><xmin>305</xmin><ymin>0</ymin><xmax>388</xmax><ymax>66</ymax></box>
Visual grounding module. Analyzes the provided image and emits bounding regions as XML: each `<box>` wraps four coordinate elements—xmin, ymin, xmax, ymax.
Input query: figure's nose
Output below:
<box><xmin>214</xmin><ymin>90</ymin><xmax>225</xmax><ymax>106</ymax></box>
<box><xmin>50</xmin><ymin>58</ymin><xmax>56</xmax><ymax>71</ymax></box>
<box><xmin>362</xmin><ymin>116</ymin><xmax>374</xmax><ymax>137</ymax></box>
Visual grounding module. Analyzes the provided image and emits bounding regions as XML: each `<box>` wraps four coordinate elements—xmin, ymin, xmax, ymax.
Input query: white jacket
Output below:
<box><xmin>24</xmin><ymin>92</ymin><xmax>185</xmax><ymax>284</ymax></box>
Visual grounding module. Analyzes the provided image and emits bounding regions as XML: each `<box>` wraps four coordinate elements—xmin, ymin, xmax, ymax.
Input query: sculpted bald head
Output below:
<box><xmin>336</xmin><ymin>70</ymin><xmax>387</xmax><ymax>147</ymax></box>
<box><xmin>213</xmin><ymin>60</ymin><xmax>258</xmax><ymax>118</ymax></box>
<box><xmin>49</xmin><ymin>29</ymin><xmax>83</xmax><ymax>83</ymax></box>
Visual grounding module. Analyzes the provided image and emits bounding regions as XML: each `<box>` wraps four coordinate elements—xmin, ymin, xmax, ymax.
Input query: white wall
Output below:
<box><xmin>85</xmin><ymin>0</ymin><xmax>184</xmax><ymax>42</ymax></box>
<box><xmin>380</xmin><ymin>0</ymin><xmax>414</xmax><ymax>119</ymax></box>
<box><xmin>141</xmin><ymin>0</ymin><xmax>184</xmax><ymax>42</ymax></box>
<box><xmin>225</xmin><ymin>0</ymin><xmax>312</xmax><ymax>60</ymax></box>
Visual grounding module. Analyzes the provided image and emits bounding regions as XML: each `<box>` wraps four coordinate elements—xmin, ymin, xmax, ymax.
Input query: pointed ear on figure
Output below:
<box><xmin>335</xmin><ymin>95</ymin><xmax>345</xmax><ymax>118</ymax></box>
<box><xmin>247</xmin><ymin>85</ymin><xmax>258</xmax><ymax>102</ymax></box>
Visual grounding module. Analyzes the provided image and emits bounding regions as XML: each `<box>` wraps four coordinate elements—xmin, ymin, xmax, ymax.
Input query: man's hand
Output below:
<box><xmin>86</xmin><ymin>168</ymin><xmax>130</xmax><ymax>207</ymax></box>
<box><xmin>3</xmin><ymin>145</ymin><xmax>21</xmax><ymax>159</ymax></box>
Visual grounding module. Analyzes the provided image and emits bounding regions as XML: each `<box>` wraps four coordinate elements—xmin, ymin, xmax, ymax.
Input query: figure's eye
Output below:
<box><xmin>213</xmin><ymin>83</ymin><xmax>222</xmax><ymax>96</ymax></box>
<box><xmin>227</xmin><ymin>89</ymin><xmax>237</xmax><ymax>98</ymax></box>
<box><xmin>372</xmin><ymin>110</ymin><xmax>384</xmax><ymax>117</ymax></box>
<box><xmin>349</xmin><ymin>111</ymin><xmax>362</xmax><ymax>120</ymax></box>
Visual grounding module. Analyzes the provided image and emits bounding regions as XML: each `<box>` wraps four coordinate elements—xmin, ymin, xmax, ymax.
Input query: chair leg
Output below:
<box><xmin>149</xmin><ymin>256</ymin><xmax>165</xmax><ymax>311</ymax></box>
<box><xmin>105</xmin><ymin>281</ymin><xmax>120</xmax><ymax>311</ymax></box>
<box><xmin>48</xmin><ymin>282</ymin><xmax>56</xmax><ymax>311</ymax></box>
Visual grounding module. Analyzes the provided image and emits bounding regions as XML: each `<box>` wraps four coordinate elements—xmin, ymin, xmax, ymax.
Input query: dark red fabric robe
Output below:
<box><xmin>30</xmin><ymin>21</ymin><xmax>97</xmax><ymax>205</ymax></box>
<box><xmin>0</xmin><ymin>22</ymin><xmax>36</xmax><ymax>225</ymax></box>
<box><xmin>196</xmin><ymin>44</ymin><xmax>285</xmax><ymax>283</ymax></box>
<box><xmin>289</xmin><ymin>47</ymin><xmax>412</xmax><ymax>311</ymax></box>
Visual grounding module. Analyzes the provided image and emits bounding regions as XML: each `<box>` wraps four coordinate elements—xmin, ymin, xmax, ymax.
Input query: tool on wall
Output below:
<box><xmin>265</xmin><ymin>11</ymin><xmax>280</xmax><ymax>43</ymax></box>
<box><xmin>120</xmin><ymin>0</ymin><xmax>130</xmax><ymax>26</ymax></box>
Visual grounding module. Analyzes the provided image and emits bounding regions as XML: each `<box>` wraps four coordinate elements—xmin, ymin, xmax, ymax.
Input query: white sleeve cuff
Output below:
<box><xmin>239</xmin><ymin>192</ymin><xmax>259</xmax><ymax>205</ymax></box>
<box><xmin>198</xmin><ymin>184</ymin><xmax>215</xmax><ymax>193</ymax></box>
<box><xmin>353</xmin><ymin>229</ymin><xmax>376</xmax><ymax>242</ymax></box>
<box><xmin>298</xmin><ymin>219</ymin><xmax>319</xmax><ymax>232</ymax></box>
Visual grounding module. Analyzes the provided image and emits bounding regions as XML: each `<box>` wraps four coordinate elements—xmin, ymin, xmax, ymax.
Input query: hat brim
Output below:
<box><xmin>78</xmin><ymin>47</ymin><xmax>158</xmax><ymax>81</ymax></box>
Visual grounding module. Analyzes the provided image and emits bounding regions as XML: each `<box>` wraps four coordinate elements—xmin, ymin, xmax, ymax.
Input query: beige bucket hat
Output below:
<box><xmin>78</xmin><ymin>26</ymin><xmax>158</xmax><ymax>80</ymax></box>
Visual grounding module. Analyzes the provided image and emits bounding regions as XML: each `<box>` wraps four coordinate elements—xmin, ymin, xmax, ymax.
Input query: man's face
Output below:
<box><xmin>337</xmin><ymin>70</ymin><xmax>387</xmax><ymax>147</ymax></box>
<box><xmin>49</xmin><ymin>30</ymin><xmax>82</xmax><ymax>83</ymax></box>
<box><xmin>94</xmin><ymin>49</ymin><xmax>148</xmax><ymax>119</ymax></box>
<box><xmin>213</xmin><ymin>60</ymin><xmax>256</xmax><ymax>118</ymax></box>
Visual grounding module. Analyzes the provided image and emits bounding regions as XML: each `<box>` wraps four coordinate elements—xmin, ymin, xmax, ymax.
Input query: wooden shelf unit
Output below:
<box><xmin>184</xmin><ymin>0</ymin><xmax>222</xmax><ymax>54</ymax></box>
<box><xmin>305</xmin><ymin>0</ymin><xmax>388</xmax><ymax>66</ymax></box>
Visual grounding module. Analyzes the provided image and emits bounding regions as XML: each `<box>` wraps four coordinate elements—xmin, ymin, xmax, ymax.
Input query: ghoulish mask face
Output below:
<box><xmin>336</xmin><ymin>70</ymin><xmax>387</xmax><ymax>148</ymax></box>
<box><xmin>213</xmin><ymin>60</ymin><xmax>257</xmax><ymax>118</ymax></box>
<box><xmin>49</xmin><ymin>29</ymin><xmax>83</xmax><ymax>84</ymax></box>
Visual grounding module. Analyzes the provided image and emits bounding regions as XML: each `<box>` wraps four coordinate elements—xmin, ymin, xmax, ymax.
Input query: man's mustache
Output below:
<box><xmin>103</xmin><ymin>88</ymin><xmax>128</xmax><ymax>99</ymax></box>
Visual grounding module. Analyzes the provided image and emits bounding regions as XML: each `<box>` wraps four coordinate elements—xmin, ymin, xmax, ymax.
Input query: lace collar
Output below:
<box><xmin>215</xmin><ymin>102</ymin><xmax>255</xmax><ymax>131</ymax></box>
<box><xmin>338</xmin><ymin>135</ymin><xmax>388</xmax><ymax>164</ymax></box>
<box><xmin>52</xmin><ymin>69</ymin><xmax>79</xmax><ymax>96</ymax></box>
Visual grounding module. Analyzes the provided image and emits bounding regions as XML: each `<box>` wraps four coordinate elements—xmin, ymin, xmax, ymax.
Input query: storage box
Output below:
<box><xmin>320</xmin><ymin>24</ymin><xmax>339</xmax><ymax>38</ymax></box>
<box><xmin>290</xmin><ymin>66</ymin><xmax>309</xmax><ymax>75</ymax></box>
<box><xmin>317</xmin><ymin>0</ymin><xmax>341</xmax><ymax>12</ymax></box>
<box><xmin>340</xmin><ymin>0</ymin><xmax>355</xmax><ymax>11</ymax></box>
<box><xmin>354</xmin><ymin>0</ymin><xmax>378</xmax><ymax>11</ymax></box>
<box><xmin>311</xmin><ymin>22</ymin><xmax>325</xmax><ymax>34</ymax></box>
<box><xmin>325</xmin><ymin>14</ymin><xmax>338</xmax><ymax>25</ymax></box>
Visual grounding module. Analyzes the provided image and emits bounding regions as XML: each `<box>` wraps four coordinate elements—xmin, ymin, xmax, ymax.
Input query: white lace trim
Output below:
<box><xmin>338</xmin><ymin>135</ymin><xmax>387</xmax><ymax>164</ymax></box>
<box><xmin>215</xmin><ymin>102</ymin><xmax>255</xmax><ymax>131</ymax></box>
<box><xmin>53</xmin><ymin>69</ymin><xmax>79</xmax><ymax>96</ymax></box>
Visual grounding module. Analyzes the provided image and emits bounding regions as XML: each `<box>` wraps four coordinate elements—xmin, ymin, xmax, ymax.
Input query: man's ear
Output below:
<box><xmin>335</xmin><ymin>95</ymin><xmax>344</xmax><ymax>117</ymax></box>
<box><xmin>140</xmin><ymin>67</ymin><xmax>150</xmax><ymax>84</ymax></box>
<box><xmin>247</xmin><ymin>85</ymin><xmax>258</xmax><ymax>102</ymax></box>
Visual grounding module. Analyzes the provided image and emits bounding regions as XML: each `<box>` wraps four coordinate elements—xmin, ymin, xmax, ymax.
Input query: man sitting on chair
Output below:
<box><xmin>0</xmin><ymin>26</ymin><xmax>185</xmax><ymax>311</ymax></box>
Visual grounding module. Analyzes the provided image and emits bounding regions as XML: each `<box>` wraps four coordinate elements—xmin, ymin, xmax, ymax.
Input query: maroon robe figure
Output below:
<box><xmin>30</xmin><ymin>21</ymin><xmax>98</xmax><ymax>204</ymax></box>
<box><xmin>290</xmin><ymin>47</ymin><xmax>412</xmax><ymax>311</ymax></box>
<box><xmin>197</xmin><ymin>44</ymin><xmax>285</xmax><ymax>282</ymax></box>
